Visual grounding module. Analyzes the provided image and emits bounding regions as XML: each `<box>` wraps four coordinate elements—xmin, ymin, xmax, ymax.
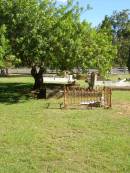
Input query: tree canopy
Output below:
<box><xmin>100</xmin><ymin>10</ymin><xmax>130</xmax><ymax>70</ymax></box>
<box><xmin>0</xmin><ymin>25</ymin><xmax>10</xmax><ymax>68</ymax></box>
<box><xmin>0</xmin><ymin>0</ymin><xmax>117</xmax><ymax>82</ymax></box>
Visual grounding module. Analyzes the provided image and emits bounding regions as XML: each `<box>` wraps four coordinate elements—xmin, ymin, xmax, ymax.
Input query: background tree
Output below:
<box><xmin>0</xmin><ymin>24</ymin><xmax>11</xmax><ymax>75</ymax></box>
<box><xmin>0</xmin><ymin>0</ymin><xmax>57</xmax><ymax>87</ymax></box>
<box><xmin>81</xmin><ymin>26</ymin><xmax>116</xmax><ymax>77</ymax></box>
<box><xmin>50</xmin><ymin>2</ymin><xmax>84</xmax><ymax>71</ymax></box>
<box><xmin>0</xmin><ymin>0</ymin><xmax>87</xmax><ymax>87</ymax></box>
<box><xmin>100</xmin><ymin>10</ymin><xmax>130</xmax><ymax>70</ymax></box>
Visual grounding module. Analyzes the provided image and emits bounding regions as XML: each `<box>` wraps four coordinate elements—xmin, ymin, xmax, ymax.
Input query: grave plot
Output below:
<box><xmin>43</xmin><ymin>75</ymin><xmax>75</xmax><ymax>85</ymax></box>
<box><xmin>64</xmin><ymin>86</ymin><xmax>112</xmax><ymax>109</ymax></box>
<box><xmin>95</xmin><ymin>79</ymin><xmax>130</xmax><ymax>90</ymax></box>
<box><xmin>87</xmin><ymin>72</ymin><xmax>130</xmax><ymax>90</ymax></box>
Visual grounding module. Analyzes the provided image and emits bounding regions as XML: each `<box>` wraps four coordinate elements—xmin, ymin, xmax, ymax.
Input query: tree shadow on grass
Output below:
<box><xmin>0</xmin><ymin>82</ymin><xmax>33</xmax><ymax>104</ymax></box>
<box><xmin>47</xmin><ymin>86</ymin><xmax>63</xmax><ymax>99</ymax></box>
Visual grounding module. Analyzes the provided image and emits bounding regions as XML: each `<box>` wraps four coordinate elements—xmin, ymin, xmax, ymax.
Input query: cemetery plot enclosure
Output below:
<box><xmin>64</xmin><ymin>87</ymin><xmax>112</xmax><ymax>109</ymax></box>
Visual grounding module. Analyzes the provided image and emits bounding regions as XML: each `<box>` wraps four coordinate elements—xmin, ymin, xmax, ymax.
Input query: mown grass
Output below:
<box><xmin>0</xmin><ymin>76</ymin><xmax>130</xmax><ymax>173</ymax></box>
<box><xmin>108</xmin><ymin>74</ymin><xmax>130</xmax><ymax>81</ymax></box>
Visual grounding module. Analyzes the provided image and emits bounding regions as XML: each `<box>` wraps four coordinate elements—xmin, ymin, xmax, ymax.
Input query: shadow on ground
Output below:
<box><xmin>47</xmin><ymin>86</ymin><xmax>63</xmax><ymax>99</ymax></box>
<box><xmin>0</xmin><ymin>82</ymin><xmax>33</xmax><ymax>104</ymax></box>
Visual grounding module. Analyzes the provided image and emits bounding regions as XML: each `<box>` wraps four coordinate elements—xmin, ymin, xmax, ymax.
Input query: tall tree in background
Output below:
<box><xmin>50</xmin><ymin>1</ymin><xmax>84</xmax><ymax>71</ymax></box>
<box><xmin>111</xmin><ymin>10</ymin><xmax>130</xmax><ymax>69</ymax></box>
<box><xmin>82</xmin><ymin>25</ymin><xmax>116</xmax><ymax>77</ymax></box>
<box><xmin>99</xmin><ymin>15</ymin><xmax>113</xmax><ymax>37</ymax></box>
<box><xmin>100</xmin><ymin>10</ymin><xmax>130</xmax><ymax>71</ymax></box>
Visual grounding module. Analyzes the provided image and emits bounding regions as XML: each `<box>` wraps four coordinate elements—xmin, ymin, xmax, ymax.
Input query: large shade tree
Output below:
<box><xmin>0</xmin><ymin>0</ymin><xmax>58</xmax><ymax>87</ymax></box>
<box><xmin>0</xmin><ymin>0</ymin><xmax>85</xmax><ymax>88</ymax></box>
<box><xmin>0</xmin><ymin>0</ymin><xmax>117</xmax><ymax>88</ymax></box>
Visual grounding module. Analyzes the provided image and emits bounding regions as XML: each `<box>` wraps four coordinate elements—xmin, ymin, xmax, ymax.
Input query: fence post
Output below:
<box><xmin>103</xmin><ymin>87</ymin><xmax>112</xmax><ymax>108</ymax></box>
<box><xmin>64</xmin><ymin>85</ymin><xmax>67</xmax><ymax>108</ymax></box>
<box><xmin>109</xmin><ymin>88</ymin><xmax>112</xmax><ymax>108</ymax></box>
<box><xmin>103</xmin><ymin>87</ymin><xmax>106</xmax><ymax>108</ymax></box>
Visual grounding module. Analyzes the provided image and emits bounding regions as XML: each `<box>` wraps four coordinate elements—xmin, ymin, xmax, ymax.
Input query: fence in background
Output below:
<box><xmin>1</xmin><ymin>67</ymin><xmax>129</xmax><ymax>75</ymax></box>
<box><xmin>111</xmin><ymin>67</ymin><xmax>128</xmax><ymax>74</ymax></box>
<box><xmin>8</xmin><ymin>68</ymin><xmax>31</xmax><ymax>74</ymax></box>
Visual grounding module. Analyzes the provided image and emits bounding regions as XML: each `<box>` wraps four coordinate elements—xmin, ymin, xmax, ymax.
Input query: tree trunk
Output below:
<box><xmin>31</xmin><ymin>66</ymin><xmax>44</xmax><ymax>90</ymax></box>
<box><xmin>31</xmin><ymin>66</ymin><xmax>46</xmax><ymax>98</ymax></box>
<box><xmin>1</xmin><ymin>69</ymin><xmax>6</xmax><ymax>76</ymax></box>
<box><xmin>127</xmin><ymin>48</ymin><xmax>130</xmax><ymax>73</ymax></box>
<box><xmin>5</xmin><ymin>68</ymin><xmax>9</xmax><ymax>76</ymax></box>
<box><xmin>33</xmin><ymin>74</ymin><xmax>43</xmax><ymax>90</ymax></box>
<box><xmin>88</xmin><ymin>72</ymin><xmax>96</xmax><ymax>90</ymax></box>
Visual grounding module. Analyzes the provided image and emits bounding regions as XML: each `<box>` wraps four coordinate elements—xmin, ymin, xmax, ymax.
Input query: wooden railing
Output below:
<box><xmin>64</xmin><ymin>86</ymin><xmax>112</xmax><ymax>109</ymax></box>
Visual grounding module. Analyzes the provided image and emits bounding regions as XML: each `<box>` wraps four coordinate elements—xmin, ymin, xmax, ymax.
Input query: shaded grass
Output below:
<box><xmin>0</xmin><ymin>82</ymin><xmax>33</xmax><ymax>104</ymax></box>
<box><xmin>0</xmin><ymin>76</ymin><xmax>34</xmax><ymax>103</ymax></box>
<box><xmin>0</xmin><ymin>76</ymin><xmax>130</xmax><ymax>173</ymax></box>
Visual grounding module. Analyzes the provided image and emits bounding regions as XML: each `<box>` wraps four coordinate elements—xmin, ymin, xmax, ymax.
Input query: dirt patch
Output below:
<box><xmin>114</xmin><ymin>102</ymin><xmax>130</xmax><ymax>116</ymax></box>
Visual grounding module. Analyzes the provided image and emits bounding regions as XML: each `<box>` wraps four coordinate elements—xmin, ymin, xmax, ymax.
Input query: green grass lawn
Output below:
<box><xmin>108</xmin><ymin>73</ymin><xmax>130</xmax><ymax>81</ymax></box>
<box><xmin>0</xmin><ymin>76</ymin><xmax>130</xmax><ymax>173</ymax></box>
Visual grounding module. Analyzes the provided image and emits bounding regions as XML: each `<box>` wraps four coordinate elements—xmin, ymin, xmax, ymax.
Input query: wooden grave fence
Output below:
<box><xmin>64</xmin><ymin>86</ymin><xmax>112</xmax><ymax>109</ymax></box>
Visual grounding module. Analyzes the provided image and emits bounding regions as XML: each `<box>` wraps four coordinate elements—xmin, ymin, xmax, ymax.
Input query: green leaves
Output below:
<box><xmin>79</xmin><ymin>25</ymin><xmax>117</xmax><ymax>76</ymax></box>
<box><xmin>0</xmin><ymin>0</ymin><xmax>117</xmax><ymax>76</ymax></box>
<box><xmin>100</xmin><ymin>10</ymin><xmax>130</xmax><ymax>69</ymax></box>
<box><xmin>0</xmin><ymin>25</ymin><xmax>11</xmax><ymax>68</ymax></box>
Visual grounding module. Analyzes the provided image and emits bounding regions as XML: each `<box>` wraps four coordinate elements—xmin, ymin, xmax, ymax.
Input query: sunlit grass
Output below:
<box><xmin>0</xmin><ymin>76</ymin><xmax>130</xmax><ymax>173</ymax></box>
<box><xmin>108</xmin><ymin>74</ymin><xmax>130</xmax><ymax>80</ymax></box>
